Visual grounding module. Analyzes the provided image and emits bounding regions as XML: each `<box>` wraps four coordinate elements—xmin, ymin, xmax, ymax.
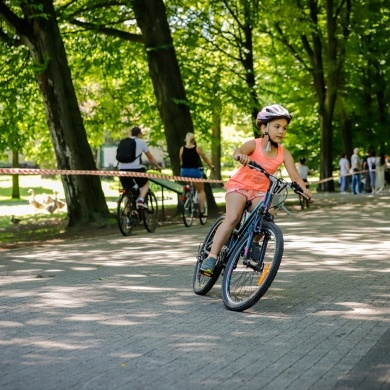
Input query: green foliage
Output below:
<box><xmin>61</xmin><ymin>25</ymin><xmax>165</xmax><ymax>149</ymax></box>
<box><xmin>1</xmin><ymin>0</ymin><xmax>389</xmax><ymax>173</ymax></box>
<box><xmin>0</xmin><ymin>39</ymin><xmax>52</xmax><ymax>165</ymax></box>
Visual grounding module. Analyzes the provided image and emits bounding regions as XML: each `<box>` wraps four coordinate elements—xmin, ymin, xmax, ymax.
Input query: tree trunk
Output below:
<box><xmin>0</xmin><ymin>1</ymin><xmax>111</xmax><ymax>227</ymax></box>
<box><xmin>210</xmin><ymin>98</ymin><xmax>222</xmax><ymax>183</ymax></box>
<box><xmin>318</xmin><ymin>108</ymin><xmax>335</xmax><ymax>192</ymax></box>
<box><xmin>339</xmin><ymin>100</ymin><xmax>353</xmax><ymax>159</ymax></box>
<box><xmin>11</xmin><ymin>148</ymin><xmax>20</xmax><ymax>199</ymax></box>
<box><xmin>204</xmin><ymin>98</ymin><xmax>222</xmax><ymax>215</ymax></box>
<box><xmin>131</xmin><ymin>0</ymin><xmax>192</xmax><ymax>176</ymax></box>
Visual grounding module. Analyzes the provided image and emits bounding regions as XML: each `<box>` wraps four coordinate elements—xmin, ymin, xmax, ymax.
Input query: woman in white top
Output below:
<box><xmin>366</xmin><ymin>150</ymin><xmax>378</xmax><ymax>194</ymax></box>
<box><xmin>339</xmin><ymin>153</ymin><xmax>350</xmax><ymax>194</ymax></box>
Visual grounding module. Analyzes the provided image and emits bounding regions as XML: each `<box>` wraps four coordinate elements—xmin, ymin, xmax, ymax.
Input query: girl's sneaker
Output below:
<box><xmin>137</xmin><ymin>199</ymin><xmax>148</xmax><ymax>209</ymax></box>
<box><xmin>200</xmin><ymin>257</ymin><xmax>216</xmax><ymax>277</ymax></box>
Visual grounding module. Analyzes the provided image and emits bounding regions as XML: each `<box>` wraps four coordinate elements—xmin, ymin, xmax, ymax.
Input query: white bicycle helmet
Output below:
<box><xmin>256</xmin><ymin>104</ymin><xmax>292</xmax><ymax>124</ymax></box>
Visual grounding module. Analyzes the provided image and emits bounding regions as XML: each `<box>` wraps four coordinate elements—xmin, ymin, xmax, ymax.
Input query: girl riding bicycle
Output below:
<box><xmin>200</xmin><ymin>104</ymin><xmax>311</xmax><ymax>277</ymax></box>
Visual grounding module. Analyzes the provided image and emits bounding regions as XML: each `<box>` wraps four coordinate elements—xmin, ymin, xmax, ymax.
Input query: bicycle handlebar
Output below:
<box><xmin>236</xmin><ymin>156</ymin><xmax>310</xmax><ymax>200</ymax></box>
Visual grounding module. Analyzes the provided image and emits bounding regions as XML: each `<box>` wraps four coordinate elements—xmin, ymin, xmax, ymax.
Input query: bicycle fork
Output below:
<box><xmin>242</xmin><ymin>220</ymin><xmax>269</xmax><ymax>275</ymax></box>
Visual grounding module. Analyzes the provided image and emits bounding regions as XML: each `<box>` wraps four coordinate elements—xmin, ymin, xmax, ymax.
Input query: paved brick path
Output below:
<box><xmin>0</xmin><ymin>191</ymin><xmax>389</xmax><ymax>390</ymax></box>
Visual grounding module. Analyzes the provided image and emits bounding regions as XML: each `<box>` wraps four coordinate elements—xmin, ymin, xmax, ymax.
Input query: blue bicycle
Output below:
<box><xmin>193</xmin><ymin>160</ymin><xmax>308</xmax><ymax>311</ymax></box>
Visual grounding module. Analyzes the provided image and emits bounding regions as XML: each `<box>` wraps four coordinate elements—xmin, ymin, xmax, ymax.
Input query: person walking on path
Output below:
<box><xmin>366</xmin><ymin>150</ymin><xmax>378</xmax><ymax>194</ymax></box>
<box><xmin>200</xmin><ymin>104</ymin><xmax>311</xmax><ymax>277</ymax></box>
<box><xmin>350</xmin><ymin>148</ymin><xmax>362</xmax><ymax>195</ymax></box>
<box><xmin>339</xmin><ymin>153</ymin><xmax>350</xmax><ymax>194</ymax></box>
<box><xmin>298</xmin><ymin>157</ymin><xmax>313</xmax><ymax>203</ymax></box>
<box><xmin>375</xmin><ymin>153</ymin><xmax>386</xmax><ymax>192</ymax></box>
<box><xmin>118</xmin><ymin>127</ymin><xmax>162</xmax><ymax>209</ymax></box>
<box><xmin>180</xmin><ymin>132</ymin><xmax>214</xmax><ymax>217</ymax></box>
<box><xmin>298</xmin><ymin>157</ymin><xmax>312</xmax><ymax>187</ymax></box>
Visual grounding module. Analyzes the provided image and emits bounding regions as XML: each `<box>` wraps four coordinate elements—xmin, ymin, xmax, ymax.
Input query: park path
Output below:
<box><xmin>0</xmin><ymin>191</ymin><xmax>389</xmax><ymax>390</ymax></box>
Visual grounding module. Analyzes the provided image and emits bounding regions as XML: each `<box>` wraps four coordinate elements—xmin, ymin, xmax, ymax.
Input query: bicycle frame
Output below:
<box><xmin>117</xmin><ymin>176</ymin><xmax>159</xmax><ymax>235</ymax></box>
<box><xmin>119</xmin><ymin>188</ymin><xmax>142</xmax><ymax>222</ymax></box>
<box><xmin>218</xmin><ymin>161</ymin><xmax>302</xmax><ymax>267</ymax></box>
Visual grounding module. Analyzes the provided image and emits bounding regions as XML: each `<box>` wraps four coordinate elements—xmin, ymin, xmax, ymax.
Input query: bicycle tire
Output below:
<box><xmin>193</xmin><ymin>215</ymin><xmax>225</xmax><ymax>295</ymax></box>
<box><xmin>183</xmin><ymin>196</ymin><xmax>194</xmax><ymax>227</ymax></box>
<box><xmin>222</xmin><ymin>221</ymin><xmax>284</xmax><ymax>312</ymax></box>
<box><xmin>117</xmin><ymin>193</ymin><xmax>135</xmax><ymax>236</ymax></box>
<box><xmin>199</xmin><ymin>198</ymin><xmax>208</xmax><ymax>225</ymax></box>
<box><xmin>143</xmin><ymin>190</ymin><xmax>158</xmax><ymax>233</ymax></box>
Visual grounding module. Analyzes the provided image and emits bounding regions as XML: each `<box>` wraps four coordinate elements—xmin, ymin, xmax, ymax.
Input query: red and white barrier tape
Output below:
<box><xmin>0</xmin><ymin>168</ymin><xmax>224</xmax><ymax>184</ymax></box>
<box><xmin>0</xmin><ymin>167</ymin><xmax>371</xmax><ymax>186</ymax></box>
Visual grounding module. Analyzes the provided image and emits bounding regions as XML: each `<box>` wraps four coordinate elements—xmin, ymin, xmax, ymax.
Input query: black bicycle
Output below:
<box><xmin>181</xmin><ymin>183</ymin><xmax>208</xmax><ymax>227</ymax></box>
<box><xmin>193</xmin><ymin>159</ymin><xmax>309</xmax><ymax>312</ymax></box>
<box><xmin>117</xmin><ymin>181</ymin><xmax>158</xmax><ymax>236</ymax></box>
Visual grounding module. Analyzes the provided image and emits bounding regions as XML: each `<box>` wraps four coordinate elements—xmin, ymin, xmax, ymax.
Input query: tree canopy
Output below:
<box><xmin>1</xmin><ymin>0</ymin><xmax>389</xmax><ymax>212</ymax></box>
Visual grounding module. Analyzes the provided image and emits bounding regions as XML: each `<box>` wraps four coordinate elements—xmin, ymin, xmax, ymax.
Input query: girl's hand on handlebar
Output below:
<box><xmin>303</xmin><ymin>188</ymin><xmax>312</xmax><ymax>199</ymax></box>
<box><xmin>235</xmin><ymin>154</ymin><xmax>250</xmax><ymax>165</ymax></box>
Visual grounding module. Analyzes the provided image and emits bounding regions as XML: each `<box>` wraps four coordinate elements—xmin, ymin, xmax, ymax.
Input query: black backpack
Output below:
<box><xmin>116</xmin><ymin>138</ymin><xmax>139</xmax><ymax>163</ymax></box>
<box><xmin>370</xmin><ymin>158</ymin><xmax>376</xmax><ymax>170</ymax></box>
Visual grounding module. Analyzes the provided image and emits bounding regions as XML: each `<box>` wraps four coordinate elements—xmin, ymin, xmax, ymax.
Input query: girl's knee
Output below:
<box><xmin>224</xmin><ymin>214</ymin><xmax>242</xmax><ymax>228</ymax></box>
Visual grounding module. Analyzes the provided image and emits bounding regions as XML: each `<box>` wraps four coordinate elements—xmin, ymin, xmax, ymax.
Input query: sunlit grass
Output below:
<box><xmin>0</xmin><ymin>170</ymin><xmax>228</xmax><ymax>246</ymax></box>
<box><xmin>0</xmin><ymin>174</ymin><xmax>120</xmax><ymax>201</ymax></box>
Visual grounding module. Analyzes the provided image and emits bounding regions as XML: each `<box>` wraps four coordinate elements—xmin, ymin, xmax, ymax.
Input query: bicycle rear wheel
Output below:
<box><xmin>222</xmin><ymin>221</ymin><xmax>284</xmax><ymax>312</ymax></box>
<box><xmin>199</xmin><ymin>198</ymin><xmax>208</xmax><ymax>225</ymax></box>
<box><xmin>117</xmin><ymin>193</ymin><xmax>135</xmax><ymax>236</ymax></box>
<box><xmin>183</xmin><ymin>197</ymin><xmax>194</xmax><ymax>227</ymax></box>
<box><xmin>193</xmin><ymin>215</ymin><xmax>225</xmax><ymax>295</ymax></box>
<box><xmin>143</xmin><ymin>190</ymin><xmax>158</xmax><ymax>233</ymax></box>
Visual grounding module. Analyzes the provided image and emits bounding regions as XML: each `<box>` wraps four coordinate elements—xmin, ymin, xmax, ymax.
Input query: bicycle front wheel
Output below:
<box><xmin>222</xmin><ymin>221</ymin><xmax>284</xmax><ymax>312</ymax></box>
<box><xmin>143</xmin><ymin>191</ymin><xmax>158</xmax><ymax>233</ymax></box>
<box><xmin>193</xmin><ymin>215</ymin><xmax>225</xmax><ymax>295</ymax></box>
<box><xmin>117</xmin><ymin>193</ymin><xmax>135</xmax><ymax>236</ymax></box>
<box><xmin>183</xmin><ymin>197</ymin><xmax>194</xmax><ymax>227</ymax></box>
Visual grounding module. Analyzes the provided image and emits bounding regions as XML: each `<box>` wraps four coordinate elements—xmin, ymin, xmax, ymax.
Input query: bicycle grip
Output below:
<box><xmin>291</xmin><ymin>182</ymin><xmax>310</xmax><ymax>199</ymax></box>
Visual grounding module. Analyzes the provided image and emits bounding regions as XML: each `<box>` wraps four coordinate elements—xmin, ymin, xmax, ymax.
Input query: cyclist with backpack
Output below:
<box><xmin>117</xmin><ymin>127</ymin><xmax>162</xmax><ymax>209</ymax></box>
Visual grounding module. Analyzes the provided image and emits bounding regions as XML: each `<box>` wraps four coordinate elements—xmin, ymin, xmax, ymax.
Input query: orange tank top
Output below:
<box><xmin>225</xmin><ymin>139</ymin><xmax>284</xmax><ymax>192</ymax></box>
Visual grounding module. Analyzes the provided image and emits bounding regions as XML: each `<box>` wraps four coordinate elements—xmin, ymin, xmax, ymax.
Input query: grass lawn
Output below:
<box><xmin>0</xmin><ymin>172</ymin><xmax>227</xmax><ymax>248</ymax></box>
<box><xmin>0</xmin><ymin>167</ymin><xmax>320</xmax><ymax>248</ymax></box>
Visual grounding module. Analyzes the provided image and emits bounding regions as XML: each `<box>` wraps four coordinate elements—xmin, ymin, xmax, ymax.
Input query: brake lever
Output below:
<box><xmin>291</xmin><ymin>182</ymin><xmax>311</xmax><ymax>200</ymax></box>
